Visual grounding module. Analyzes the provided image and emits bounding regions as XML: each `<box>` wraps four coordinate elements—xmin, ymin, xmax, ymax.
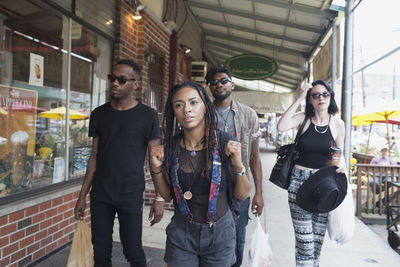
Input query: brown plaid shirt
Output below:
<box><xmin>231</xmin><ymin>99</ymin><xmax>260</xmax><ymax>177</ymax></box>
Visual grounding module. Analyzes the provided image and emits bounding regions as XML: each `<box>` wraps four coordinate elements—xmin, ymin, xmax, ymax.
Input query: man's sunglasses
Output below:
<box><xmin>107</xmin><ymin>74</ymin><xmax>136</xmax><ymax>85</ymax></box>
<box><xmin>209</xmin><ymin>78</ymin><xmax>231</xmax><ymax>86</ymax></box>
<box><xmin>311</xmin><ymin>92</ymin><xmax>331</xmax><ymax>99</ymax></box>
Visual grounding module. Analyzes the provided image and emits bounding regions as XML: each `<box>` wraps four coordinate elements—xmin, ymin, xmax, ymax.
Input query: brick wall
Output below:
<box><xmin>114</xmin><ymin>0</ymin><xmax>170</xmax><ymax>102</ymax></box>
<box><xmin>141</xmin><ymin>10</ymin><xmax>172</xmax><ymax>209</ymax></box>
<box><xmin>115</xmin><ymin>0</ymin><xmax>172</xmax><ymax>209</ymax></box>
<box><xmin>0</xmin><ymin>192</ymin><xmax>90</xmax><ymax>267</ymax></box>
<box><xmin>142</xmin><ymin>11</ymin><xmax>170</xmax><ymax>101</ymax></box>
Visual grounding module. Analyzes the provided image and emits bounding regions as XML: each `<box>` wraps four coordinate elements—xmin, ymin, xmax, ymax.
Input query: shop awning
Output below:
<box><xmin>187</xmin><ymin>0</ymin><xmax>338</xmax><ymax>90</ymax></box>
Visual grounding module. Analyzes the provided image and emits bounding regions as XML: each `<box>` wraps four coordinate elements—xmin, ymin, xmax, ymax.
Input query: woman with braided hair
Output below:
<box><xmin>149</xmin><ymin>80</ymin><xmax>250</xmax><ymax>267</ymax></box>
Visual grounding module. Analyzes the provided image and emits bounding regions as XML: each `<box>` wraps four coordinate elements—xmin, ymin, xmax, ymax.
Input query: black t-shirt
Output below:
<box><xmin>89</xmin><ymin>102</ymin><xmax>160</xmax><ymax>203</ymax></box>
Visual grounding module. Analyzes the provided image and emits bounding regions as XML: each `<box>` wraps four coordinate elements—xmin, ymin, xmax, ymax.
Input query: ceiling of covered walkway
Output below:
<box><xmin>186</xmin><ymin>0</ymin><xmax>339</xmax><ymax>91</ymax></box>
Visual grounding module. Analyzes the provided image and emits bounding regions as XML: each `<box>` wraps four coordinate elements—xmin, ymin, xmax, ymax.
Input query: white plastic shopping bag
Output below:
<box><xmin>248</xmin><ymin>217</ymin><xmax>273</xmax><ymax>267</ymax></box>
<box><xmin>327</xmin><ymin>183</ymin><xmax>355</xmax><ymax>245</ymax></box>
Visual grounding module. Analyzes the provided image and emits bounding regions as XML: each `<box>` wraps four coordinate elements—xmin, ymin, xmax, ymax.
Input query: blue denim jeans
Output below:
<box><xmin>232</xmin><ymin>197</ymin><xmax>250</xmax><ymax>267</ymax></box>
<box><xmin>164</xmin><ymin>209</ymin><xmax>236</xmax><ymax>267</ymax></box>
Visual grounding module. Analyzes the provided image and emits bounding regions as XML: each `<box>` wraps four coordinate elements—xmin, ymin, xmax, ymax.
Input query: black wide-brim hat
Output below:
<box><xmin>296</xmin><ymin>166</ymin><xmax>347</xmax><ymax>213</ymax></box>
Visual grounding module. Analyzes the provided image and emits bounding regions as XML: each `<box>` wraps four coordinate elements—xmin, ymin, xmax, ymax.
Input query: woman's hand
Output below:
<box><xmin>225</xmin><ymin>140</ymin><xmax>242</xmax><ymax>168</ymax></box>
<box><xmin>298</xmin><ymin>83</ymin><xmax>311</xmax><ymax>100</ymax></box>
<box><xmin>149</xmin><ymin>144</ymin><xmax>172</xmax><ymax>202</ymax></box>
<box><xmin>228</xmin><ymin>140</ymin><xmax>251</xmax><ymax>201</ymax></box>
<box><xmin>149</xmin><ymin>145</ymin><xmax>164</xmax><ymax>172</ymax></box>
<box><xmin>336</xmin><ymin>166</ymin><xmax>346</xmax><ymax>174</ymax></box>
<box><xmin>277</xmin><ymin>83</ymin><xmax>310</xmax><ymax>132</ymax></box>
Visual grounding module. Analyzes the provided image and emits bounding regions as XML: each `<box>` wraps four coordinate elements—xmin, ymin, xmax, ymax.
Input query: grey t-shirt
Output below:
<box><xmin>216</xmin><ymin>106</ymin><xmax>236</xmax><ymax>137</ymax></box>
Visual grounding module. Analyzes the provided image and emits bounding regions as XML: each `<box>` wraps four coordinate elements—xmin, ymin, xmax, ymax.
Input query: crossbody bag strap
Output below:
<box><xmin>294</xmin><ymin>116</ymin><xmax>308</xmax><ymax>144</ymax></box>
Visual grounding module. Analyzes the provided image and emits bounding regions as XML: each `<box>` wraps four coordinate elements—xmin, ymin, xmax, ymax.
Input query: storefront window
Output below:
<box><xmin>147</xmin><ymin>49</ymin><xmax>165</xmax><ymax>113</ymax></box>
<box><xmin>69</xmin><ymin>22</ymin><xmax>110</xmax><ymax>179</ymax></box>
<box><xmin>0</xmin><ymin>1</ymin><xmax>111</xmax><ymax>199</ymax></box>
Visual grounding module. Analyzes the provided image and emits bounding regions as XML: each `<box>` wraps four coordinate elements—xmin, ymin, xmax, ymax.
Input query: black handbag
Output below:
<box><xmin>269</xmin><ymin>117</ymin><xmax>308</xmax><ymax>189</ymax></box>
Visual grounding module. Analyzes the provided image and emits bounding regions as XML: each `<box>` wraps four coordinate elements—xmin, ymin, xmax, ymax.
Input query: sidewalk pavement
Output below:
<box><xmin>33</xmin><ymin>142</ymin><xmax>400</xmax><ymax>267</ymax></box>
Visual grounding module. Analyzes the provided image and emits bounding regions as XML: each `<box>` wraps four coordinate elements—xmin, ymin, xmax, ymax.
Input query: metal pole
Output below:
<box><xmin>65</xmin><ymin>18</ymin><xmax>72</xmax><ymax>181</ymax></box>
<box><xmin>393</xmin><ymin>65</ymin><xmax>396</xmax><ymax>100</ymax></box>
<box><xmin>331</xmin><ymin>20</ymin><xmax>337</xmax><ymax>92</ymax></box>
<box><xmin>341</xmin><ymin>0</ymin><xmax>355</xmax><ymax>170</ymax></box>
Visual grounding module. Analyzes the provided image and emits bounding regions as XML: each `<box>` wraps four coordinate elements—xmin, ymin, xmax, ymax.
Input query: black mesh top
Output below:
<box><xmin>177</xmin><ymin>147</ymin><xmax>228</xmax><ymax>223</ymax></box>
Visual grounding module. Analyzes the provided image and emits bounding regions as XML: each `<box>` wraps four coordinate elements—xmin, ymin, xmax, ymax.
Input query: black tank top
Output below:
<box><xmin>295</xmin><ymin>121</ymin><xmax>335</xmax><ymax>169</ymax></box>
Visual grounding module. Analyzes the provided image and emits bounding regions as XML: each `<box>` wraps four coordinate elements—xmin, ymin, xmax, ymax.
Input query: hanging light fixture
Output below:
<box><xmin>132</xmin><ymin>5</ymin><xmax>145</xmax><ymax>20</ymax></box>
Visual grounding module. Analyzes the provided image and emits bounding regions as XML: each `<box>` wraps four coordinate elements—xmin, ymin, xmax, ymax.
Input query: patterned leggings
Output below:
<box><xmin>288</xmin><ymin>167</ymin><xmax>328</xmax><ymax>267</ymax></box>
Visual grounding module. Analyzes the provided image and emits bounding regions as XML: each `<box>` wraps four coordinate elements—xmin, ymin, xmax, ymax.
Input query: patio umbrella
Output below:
<box><xmin>352</xmin><ymin>117</ymin><xmax>376</xmax><ymax>127</ymax></box>
<box><xmin>374</xmin><ymin>119</ymin><xmax>400</xmax><ymax>126</ymax></box>
<box><xmin>38</xmin><ymin>107</ymin><xmax>88</xmax><ymax>120</ymax></box>
<box><xmin>352</xmin><ymin>104</ymin><xmax>400</xmax><ymax>163</ymax></box>
<box><xmin>0</xmin><ymin>107</ymin><xmax>8</xmax><ymax>115</ymax></box>
<box><xmin>352</xmin><ymin>110</ymin><xmax>400</xmax><ymax>123</ymax></box>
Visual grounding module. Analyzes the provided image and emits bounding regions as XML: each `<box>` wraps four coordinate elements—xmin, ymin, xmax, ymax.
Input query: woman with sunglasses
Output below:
<box><xmin>277</xmin><ymin>79</ymin><xmax>346</xmax><ymax>267</ymax></box>
<box><xmin>149</xmin><ymin>80</ymin><xmax>251</xmax><ymax>267</ymax></box>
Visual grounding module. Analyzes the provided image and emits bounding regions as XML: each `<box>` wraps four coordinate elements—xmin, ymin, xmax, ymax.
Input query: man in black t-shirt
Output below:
<box><xmin>74</xmin><ymin>59</ymin><xmax>164</xmax><ymax>267</ymax></box>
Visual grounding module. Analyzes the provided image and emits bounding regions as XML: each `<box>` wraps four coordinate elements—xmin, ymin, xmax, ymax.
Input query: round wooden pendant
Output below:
<box><xmin>183</xmin><ymin>191</ymin><xmax>192</xmax><ymax>200</ymax></box>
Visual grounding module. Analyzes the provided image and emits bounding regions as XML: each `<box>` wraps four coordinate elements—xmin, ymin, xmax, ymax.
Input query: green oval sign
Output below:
<box><xmin>225</xmin><ymin>54</ymin><xmax>278</xmax><ymax>80</ymax></box>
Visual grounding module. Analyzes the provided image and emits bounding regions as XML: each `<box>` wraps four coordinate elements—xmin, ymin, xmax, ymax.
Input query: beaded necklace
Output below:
<box><xmin>182</xmin><ymin>137</ymin><xmax>204</xmax><ymax>157</ymax></box>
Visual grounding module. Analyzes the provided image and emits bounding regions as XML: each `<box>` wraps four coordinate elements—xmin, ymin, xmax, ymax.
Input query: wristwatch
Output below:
<box><xmin>236</xmin><ymin>166</ymin><xmax>246</xmax><ymax>176</ymax></box>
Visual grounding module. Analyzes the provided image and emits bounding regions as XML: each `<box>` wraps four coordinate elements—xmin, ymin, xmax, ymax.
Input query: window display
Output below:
<box><xmin>0</xmin><ymin>86</ymin><xmax>38</xmax><ymax>196</ymax></box>
<box><xmin>0</xmin><ymin>1</ymin><xmax>111</xmax><ymax>199</ymax></box>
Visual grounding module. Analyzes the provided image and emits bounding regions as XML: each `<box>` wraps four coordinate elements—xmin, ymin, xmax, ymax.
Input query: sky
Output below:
<box><xmin>353</xmin><ymin>0</ymin><xmax>400</xmax><ymax>72</ymax></box>
<box><xmin>352</xmin><ymin>0</ymin><xmax>400</xmax><ymax>107</ymax></box>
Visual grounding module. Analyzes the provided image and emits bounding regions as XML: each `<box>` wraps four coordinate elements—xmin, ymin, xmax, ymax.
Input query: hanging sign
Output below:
<box><xmin>225</xmin><ymin>54</ymin><xmax>278</xmax><ymax>80</ymax></box>
<box><xmin>29</xmin><ymin>53</ymin><xmax>44</xmax><ymax>87</ymax></box>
